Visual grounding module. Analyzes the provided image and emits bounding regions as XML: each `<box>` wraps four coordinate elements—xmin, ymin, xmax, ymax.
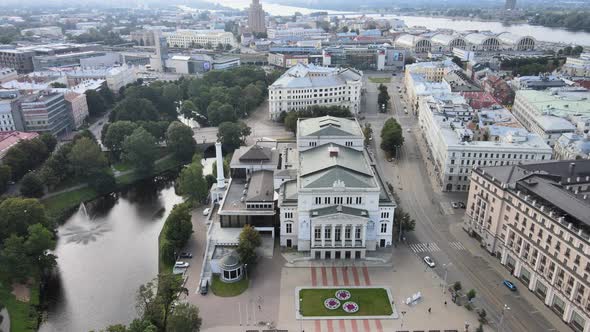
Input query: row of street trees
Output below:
<box><xmin>380</xmin><ymin>118</ymin><xmax>404</xmax><ymax>157</ymax></box>
<box><xmin>377</xmin><ymin>84</ymin><xmax>390</xmax><ymax>112</ymax></box>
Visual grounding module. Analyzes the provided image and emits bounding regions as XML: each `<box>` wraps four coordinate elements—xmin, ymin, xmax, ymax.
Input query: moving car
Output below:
<box><xmin>200</xmin><ymin>279</ymin><xmax>209</xmax><ymax>295</ymax></box>
<box><xmin>203</xmin><ymin>207</ymin><xmax>211</xmax><ymax>216</ymax></box>
<box><xmin>179</xmin><ymin>252</ymin><xmax>192</xmax><ymax>259</ymax></box>
<box><xmin>458</xmin><ymin>202</ymin><xmax>466</xmax><ymax>209</ymax></box>
<box><xmin>503</xmin><ymin>279</ymin><xmax>517</xmax><ymax>291</ymax></box>
<box><xmin>423</xmin><ymin>256</ymin><xmax>436</xmax><ymax>268</ymax></box>
<box><xmin>451</xmin><ymin>202</ymin><xmax>460</xmax><ymax>209</ymax></box>
<box><xmin>174</xmin><ymin>261</ymin><xmax>189</xmax><ymax>268</ymax></box>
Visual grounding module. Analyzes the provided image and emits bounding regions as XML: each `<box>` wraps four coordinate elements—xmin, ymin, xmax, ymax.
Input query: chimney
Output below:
<box><xmin>569</xmin><ymin>162</ymin><xmax>576</xmax><ymax>177</ymax></box>
<box><xmin>215</xmin><ymin>141</ymin><xmax>225</xmax><ymax>189</ymax></box>
<box><xmin>328</xmin><ymin>146</ymin><xmax>339</xmax><ymax>157</ymax></box>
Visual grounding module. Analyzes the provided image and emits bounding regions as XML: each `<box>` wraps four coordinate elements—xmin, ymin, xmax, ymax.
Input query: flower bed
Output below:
<box><xmin>324</xmin><ymin>298</ymin><xmax>341</xmax><ymax>310</ymax></box>
<box><xmin>342</xmin><ymin>301</ymin><xmax>359</xmax><ymax>313</ymax></box>
<box><xmin>298</xmin><ymin>287</ymin><xmax>393</xmax><ymax>317</ymax></box>
<box><xmin>335</xmin><ymin>289</ymin><xmax>351</xmax><ymax>300</ymax></box>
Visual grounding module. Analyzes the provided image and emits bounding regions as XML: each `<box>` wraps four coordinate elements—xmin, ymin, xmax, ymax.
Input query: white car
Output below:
<box><xmin>203</xmin><ymin>208</ymin><xmax>211</xmax><ymax>216</ymax></box>
<box><xmin>423</xmin><ymin>256</ymin><xmax>435</xmax><ymax>268</ymax></box>
<box><xmin>174</xmin><ymin>261</ymin><xmax>189</xmax><ymax>268</ymax></box>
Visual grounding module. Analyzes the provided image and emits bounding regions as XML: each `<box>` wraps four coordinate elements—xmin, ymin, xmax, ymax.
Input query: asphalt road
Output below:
<box><xmin>360</xmin><ymin>70</ymin><xmax>563</xmax><ymax>332</ymax></box>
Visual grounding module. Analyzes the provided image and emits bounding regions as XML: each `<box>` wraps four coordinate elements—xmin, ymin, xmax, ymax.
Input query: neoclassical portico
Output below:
<box><xmin>309</xmin><ymin>210</ymin><xmax>369</xmax><ymax>260</ymax></box>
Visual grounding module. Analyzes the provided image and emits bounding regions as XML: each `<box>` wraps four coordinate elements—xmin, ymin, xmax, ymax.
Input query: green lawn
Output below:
<box><xmin>0</xmin><ymin>276</ymin><xmax>39</xmax><ymax>332</ymax></box>
<box><xmin>42</xmin><ymin>187</ymin><xmax>98</xmax><ymax>220</ymax></box>
<box><xmin>368</xmin><ymin>77</ymin><xmax>391</xmax><ymax>84</ymax></box>
<box><xmin>299</xmin><ymin>288</ymin><xmax>392</xmax><ymax>317</ymax></box>
<box><xmin>211</xmin><ymin>275</ymin><xmax>249</xmax><ymax>297</ymax></box>
<box><xmin>112</xmin><ymin>161</ymin><xmax>133</xmax><ymax>172</ymax></box>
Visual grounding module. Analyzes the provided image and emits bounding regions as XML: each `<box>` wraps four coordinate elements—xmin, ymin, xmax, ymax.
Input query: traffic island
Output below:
<box><xmin>296</xmin><ymin>286</ymin><xmax>397</xmax><ymax>320</ymax></box>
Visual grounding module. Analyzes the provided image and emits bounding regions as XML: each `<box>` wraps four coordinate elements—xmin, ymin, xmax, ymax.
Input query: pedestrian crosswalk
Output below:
<box><xmin>408</xmin><ymin>241</ymin><xmax>467</xmax><ymax>253</ymax></box>
<box><xmin>449</xmin><ymin>241</ymin><xmax>467</xmax><ymax>250</ymax></box>
<box><xmin>409</xmin><ymin>242</ymin><xmax>441</xmax><ymax>253</ymax></box>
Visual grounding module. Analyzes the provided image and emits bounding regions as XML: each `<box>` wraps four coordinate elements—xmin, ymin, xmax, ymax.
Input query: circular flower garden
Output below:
<box><xmin>342</xmin><ymin>301</ymin><xmax>360</xmax><ymax>313</ymax></box>
<box><xmin>335</xmin><ymin>289</ymin><xmax>351</xmax><ymax>300</ymax></box>
<box><xmin>322</xmin><ymin>290</ymin><xmax>358</xmax><ymax>314</ymax></box>
<box><xmin>324</xmin><ymin>298</ymin><xmax>341</xmax><ymax>310</ymax></box>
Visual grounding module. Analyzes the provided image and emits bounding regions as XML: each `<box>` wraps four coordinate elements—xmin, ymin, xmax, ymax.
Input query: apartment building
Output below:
<box><xmin>66</xmin><ymin>66</ymin><xmax>137</xmax><ymax>92</ymax></box>
<box><xmin>418</xmin><ymin>94</ymin><xmax>552</xmax><ymax>192</ymax></box>
<box><xmin>464</xmin><ymin>161</ymin><xmax>590</xmax><ymax>332</ymax></box>
<box><xmin>268</xmin><ymin>63</ymin><xmax>363</xmax><ymax>120</ymax></box>
<box><xmin>164</xmin><ymin>30</ymin><xmax>238</xmax><ymax>49</ymax></box>
<box><xmin>0</xmin><ymin>90</ymin><xmax>24</xmax><ymax>132</ymax></box>
<box><xmin>20</xmin><ymin>91</ymin><xmax>71</xmax><ymax>136</ymax></box>
<box><xmin>512</xmin><ymin>88</ymin><xmax>590</xmax><ymax>147</ymax></box>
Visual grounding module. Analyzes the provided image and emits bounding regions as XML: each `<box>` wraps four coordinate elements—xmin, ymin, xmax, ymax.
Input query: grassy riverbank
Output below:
<box><xmin>0</xmin><ymin>275</ymin><xmax>39</xmax><ymax>332</ymax></box>
<box><xmin>41</xmin><ymin>154</ymin><xmax>184</xmax><ymax>223</ymax></box>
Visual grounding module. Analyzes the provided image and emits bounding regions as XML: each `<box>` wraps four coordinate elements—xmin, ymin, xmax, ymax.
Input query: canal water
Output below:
<box><xmin>39</xmin><ymin>153</ymin><xmax>217</xmax><ymax>332</ymax></box>
<box><xmin>39</xmin><ymin>175</ymin><xmax>184</xmax><ymax>332</ymax></box>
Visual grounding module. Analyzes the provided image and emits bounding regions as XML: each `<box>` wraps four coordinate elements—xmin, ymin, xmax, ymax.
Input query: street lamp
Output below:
<box><xmin>299</xmin><ymin>298</ymin><xmax>303</xmax><ymax>332</ymax></box>
<box><xmin>499</xmin><ymin>304</ymin><xmax>510</xmax><ymax>332</ymax></box>
<box><xmin>443</xmin><ymin>263</ymin><xmax>453</xmax><ymax>294</ymax></box>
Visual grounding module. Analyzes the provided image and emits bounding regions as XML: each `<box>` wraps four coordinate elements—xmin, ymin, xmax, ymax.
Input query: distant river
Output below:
<box><xmin>200</xmin><ymin>0</ymin><xmax>590</xmax><ymax>45</ymax></box>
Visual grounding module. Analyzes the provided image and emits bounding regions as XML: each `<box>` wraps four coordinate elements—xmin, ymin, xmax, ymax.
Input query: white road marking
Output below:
<box><xmin>409</xmin><ymin>242</ymin><xmax>441</xmax><ymax>253</ymax></box>
<box><xmin>449</xmin><ymin>241</ymin><xmax>467</xmax><ymax>250</ymax></box>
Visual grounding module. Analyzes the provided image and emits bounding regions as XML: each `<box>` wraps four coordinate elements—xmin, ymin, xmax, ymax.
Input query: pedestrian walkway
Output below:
<box><xmin>449</xmin><ymin>241</ymin><xmax>467</xmax><ymax>250</ymax></box>
<box><xmin>408</xmin><ymin>242</ymin><xmax>441</xmax><ymax>253</ymax></box>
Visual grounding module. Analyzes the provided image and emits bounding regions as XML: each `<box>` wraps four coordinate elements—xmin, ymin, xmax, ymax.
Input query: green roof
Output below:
<box><xmin>517</xmin><ymin>89</ymin><xmax>590</xmax><ymax>118</ymax></box>
<box><xmin>298</xmin><ymin>116</ymin><xmax>363</xmax><ymax>137</ymax></box>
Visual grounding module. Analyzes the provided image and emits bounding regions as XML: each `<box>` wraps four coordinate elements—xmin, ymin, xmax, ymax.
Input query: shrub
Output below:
<box><xmin>453</xmin><ymin>281</ymin><xmax>462</xmax><ymax>292</ymax></box>
<box><xmin>467</xmin><ymin>289</ymin><xmax>477</xmax><ymax>301</ymax></box>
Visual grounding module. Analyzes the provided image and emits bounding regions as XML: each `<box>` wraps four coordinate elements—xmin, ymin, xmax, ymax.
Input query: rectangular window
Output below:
<box><xmin>346</xmin><ymin>197</ymin><xmax>352</xmax><ymax>204</ymax></box>
<box><xmin>355</xmin><ymin>227</ymin><xmax>361</xmax><ymax>239</ymax></box>
<box><xmin>345</xmin><ymin>227</ymin><xmax>351</xmax><ymax>239</ymax></box>
<box><xmin>324</xmin><ymin>197</ymin><xmax>331</xmax><ymax>204</ymax></box>
<box><xmin>286</xmin><ymin>223</ymin><xmax>292</xmax><ymax>234</ymax></box>
<box><xmin>314</xmin><ymin>227</ymin><xmax>321</xmax><ymax>239</ymax></box>
<box><xmin>315</xmin><ymin>197</ymin><xmax>321</xmax><ymax>204</ymax></box>
<box><xmin>335</xmin><ymin>228</ymin><xmax>341</xmax><ymax>241</ymax></box>
<box><xmin>381</xmin><ymin>223</ymin><xmax>387</xmax><ymax>233</ymax></box>
<box><xmin>381</xmin><ymin>212</ymin><xmax>390</xmax><ymax>219</ymax></box>
<box><xmin>355</xmin><ymin>197</ymin><xmax>362</xmax><ymax>204</ymax></box>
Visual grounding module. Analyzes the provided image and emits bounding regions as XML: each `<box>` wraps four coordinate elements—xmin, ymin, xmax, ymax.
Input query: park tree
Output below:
<box><xmin>208</xmin><ymin>102</ymin><xmax>236</xmax><ymax>126</ymax></box>
<box><xmin>99</xmin><ymin>84</ymin><xmax>115</xmax><ymax>107</ymax></box>
<box><xmin>112</xmin><ymin>97</ymin><xmax>159</xmax><ymax>122</ymax></box>
<box><xmin>0</xmin><ymin>197</ymin><xmax>51</xmax><ymax>240</ymax></box>
<box><xmin>166</xmin><ymin>121</ymin><xmax>196</xmax><ymax>162</ymax></box>
<box><xmin>136</xmin><ymin>273</ymin><xmax>189</xmax><ymax>330</ymax></box>
<box><xmin>217</xmin><ymin>121</ymin><xmax>250</xmax><ymax>152</ymax></box>
<box><xmin>86</xmin><ymin>89</ymin><xmax>107</xmax><ymax>116</ymax></box>
<box><xmin>395</xmin><ymin>208</ymin><xmax>416</xmax><ymax>234</ymax></box>
<box><xmin>20</xmin><ymin>172</ymin><xmax>44</xmax><ymax>198</ymax></box>
<box><xmin>122</xmin><ymin>127</ymin><xmax>158</xmax><ymax>174</ymax></box>
<box><xmin>380</xmin><ymin>118</ymin><xmax>404</xmax><ymax>157</ymax></box>
<box><xmin>180</xmin><ymin>100</ymin><xmax>199</xmax><ymax>120</ymax></box>
<box><xmin>164</xmin><ymin>203</ymin><xmax>193</xmax><ymax>251</ymax></box>
<box><xmin>24</xmin><ymin>223</ymin><xmax>57</xmax><ymax>275</ymax></box>
<box><xmin>166</xmin><ymin>303</ymin><xmax>202</xmax><ymax>332</ymax></box>
<box><xmin>104</xmin><ymin>121</ymin><xmax>138</xmax><ymax>156</ymax></box>
<box><xmin>3</xmin><ymin>138</ymin><xmax>49</xmax><ymax>180</ymax></box>
<box><xmin>178</xmin><ymin>156</ymin><xmax>209</xmax><ymax>204</ymax></box>
<box><xmin>38</xmin><ymin>133</ymin><xmax>57</xmax><ymax>153</ymax></box>
<box><xmin>0</xmin><ymin>234</ymin><xmax>30</xmax><ymax>280</ymax></box>
<box><xmin>0</xmin><ymin>165</ymin><xmax>11</xmax><ymax>193</ymax></box>
<box><xmin>237</xmin><ymin>224</ymin><xmax>262</xmax><ymax>266</ymax></box>
<box><xmin>89</xmin><ymin>170</ymin><xmax>116</xmax><ymax>194</ymax></box>
<box><xmin>69</xmin><ymin>137</ymin><xmax>108</xmax><ymax>177</ymax></box>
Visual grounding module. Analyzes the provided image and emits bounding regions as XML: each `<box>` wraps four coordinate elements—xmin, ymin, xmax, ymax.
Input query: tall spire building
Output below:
<box><xmin>248</xmin><ymin>0</ymin><xmax>266</xmax><ymax>34</ymax></box>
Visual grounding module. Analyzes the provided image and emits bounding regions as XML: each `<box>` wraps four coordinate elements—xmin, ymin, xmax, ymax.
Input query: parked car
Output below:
<box><xmin>458</xmin><ymin>202</ymin><xmax>466</xmax><ymax>209</ymax></box>
<box><xmin>423</xmin><ymin>256</ymin><xmax>436</xmax><ymax>268</ymax></box>
<box><xmin>174</xmin><ymin>261</ymin><xmax>189</xmax><ymax>268</ymax></box>
<box><xmin>179</xmin><ymin>252</ymin><xmax>192</xmax><ymax>259</ymax></box>
<box><xmin>503</xmin><ymin>279</ymin><xmax>517</xmax><ymax>291</ymax></box>
<box><xmin>200</xmin><ymin>279</ymin><xmax>209</xmax><ymax>295</ymax></box>
<box><xmin>451</xmin><ymin>202</ymin><xmax>460</xmax><ymax>209</ymax></box>
<box><xmin>406</xmin><ymin>129</ymin><xmax>411</xmax><ymax>132</ymax></box>
<box><xmin>203</xmin><ymin>208</ymin><xmax>211</xmax><ymax>216</ymax></box>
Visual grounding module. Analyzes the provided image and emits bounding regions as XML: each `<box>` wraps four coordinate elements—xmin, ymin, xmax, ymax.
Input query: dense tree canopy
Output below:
<box><xmin>237</xmin><ymin>224</ymin><xmax>262</xmax><ymax>266</ymax></box>
<box><xmin>3</xmin><ymin>137</ymin><xmax>50</xmax><ymax>180</ymax></box>
<box><xmin>0</xmin><ymin>197</ymin><xmax>52</xmax><ymax>242</ymax></box>
<box><xmin>20</xmin><ymin>172</ymin><xmax>44</xmax><ymax>198</ymax></box>
<box><xmin>122</xmin><ymin>127</ymin><xmax>158</xmax><ymax>174</ymax></box>
<box><xmin>68</xmin><ymin>137</ymin><xmax>108</xmax><ymax>177</ymax></box>
<box><xmin>178</xmin><ymin>156</ymin><xmax>209</xmax><ymax>204</ymax></box>
<box><xmin>217</xmin><ymin>121</ymin><xmax>251</xmax><ymax>152</ymax></box>
<box><xmin>86</xmin><ymin>89</ymin><xmax>107</xmax><ymax>116</ymax></box>
<box><xmin>112</xmin><ymin>97</ymin><xmax>159</xmax><ymax>122</ymax></box>
<box><xmin>166</xmin><ymin>121</ymin><xmax>196</xmax><ymax>162</ymax></box>
<box><xmin>281</xmin><ymin>106</ymin><xmax>352</xmax><ymax>133</ymax></box>
<box><xmin>380</xmin><ymin>118</ymin><xmax>404</xmax><ymax>157</ymax></box>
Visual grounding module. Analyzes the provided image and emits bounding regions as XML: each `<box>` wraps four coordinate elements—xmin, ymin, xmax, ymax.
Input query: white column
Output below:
<box><xmin>311</xmin><ymin>226</ymin><xmax>316</xmax><ymax>248</ymax></box>
<box><xmin>352</xmin><ymin>225</ymin><xmax>357</xmax><ymax>247</ymax></box>
<box><xmin>321</xmin><ymin>224</ymin><xmax>326</xmax><ymax>247</ymax></box>
<box><xmin>361</xmin><ymin>224</ymin><xmax>366</xmax><ymax>247</ymax></box>
<box><xmin>341</xmin><ymin>224</ymin><xmax>346</xmax><ymax>247</ymax></box>
<box><xmin>331</xmin><ymin>225</ymin><xmax>336</xmax><ymax>247</ymax></box>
